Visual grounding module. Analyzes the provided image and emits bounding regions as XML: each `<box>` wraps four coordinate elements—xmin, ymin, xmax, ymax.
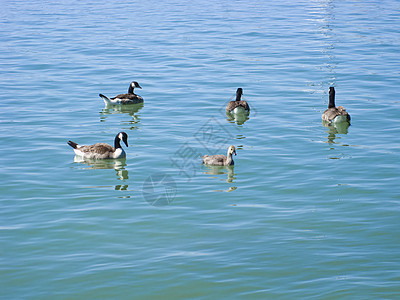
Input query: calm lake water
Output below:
<box><xmin>1</xmin><ymin>0</ymin><xmax>400</xmax><ymax>298</ymax></box>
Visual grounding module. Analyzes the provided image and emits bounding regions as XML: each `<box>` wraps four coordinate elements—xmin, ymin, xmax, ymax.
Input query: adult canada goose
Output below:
<box><xmin>99</xmin><ymin>81</ymin><xmax>143</xmax><ymax>105</ymax></box>
<box><xmin>202</xmin><ymin>145</ymin><xmax>237</xmax><ymax>166</ymax></box>
<box><xmin>322</xmin><ymin>87</ymin><xmax>351</xmax><ymax>123</ymax></box>
<box><xmin>226</xmin><ymin>88</ymin><xmax>250</xmax><ymax>114</ymax></box>
<box><xmin>68</xmin><ymin>132</ymin><xmax>128</xmax><ymax>159</ymax></box>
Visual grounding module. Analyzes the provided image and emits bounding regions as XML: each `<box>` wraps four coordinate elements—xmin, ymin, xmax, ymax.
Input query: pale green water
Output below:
<box><xmin>1</xmin><ymin>0</ymin><xmax>400</xmax><ymax>298</ymax></box>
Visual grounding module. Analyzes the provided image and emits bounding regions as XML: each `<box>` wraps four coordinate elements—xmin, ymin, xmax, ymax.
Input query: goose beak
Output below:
<box><xmin>123</xmin><ymin>136</ymin><xmax>128</xmax><ymax>147</ymax></box>
<box><xmin>137</xmin><ymin>84</ymin><xmax>142</xmax><ymax>89</ymax></box>
<box><xmin>233</xmin><ymin>149</ymin><xmax>237</xmax><ymax>156</ymax></box>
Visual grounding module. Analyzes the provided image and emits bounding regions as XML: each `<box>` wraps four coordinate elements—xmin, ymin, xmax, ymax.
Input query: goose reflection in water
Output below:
<box><xmin>100</xmin><ymin>102</ymin><xmax>143</xmax><ymax>126</ymax></box>
<box><xmin>322</xmin><ymin>120</ymin><xmax>350</xmax><ymax>144</ymax></box>
<box><xmin>226</xmin><ymin>111</ymin><xmax>250</xmax><ymax>125</ymax></box>
<box><xmin>73</xmin><ymin>156</ymin><xmax>129</xmax><ymax>189</ymax></box>
<box><xmin>203</xmin><ymin>165</ymin><xmax>237</xmax><ymax>192</ymax></box>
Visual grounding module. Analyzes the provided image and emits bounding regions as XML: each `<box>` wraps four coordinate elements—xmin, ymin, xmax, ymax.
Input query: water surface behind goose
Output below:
<box><xmin>1</xmin><ymin>0</ymin><xmax>399</xmax><ymax>298</ymax></box>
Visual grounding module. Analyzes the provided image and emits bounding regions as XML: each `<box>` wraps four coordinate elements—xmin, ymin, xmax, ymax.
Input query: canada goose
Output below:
<box><xmin>322</xmin><ymin>87</ymin><xmax>351</xmax><ymax>123</ymax></box>
<box><xmin>99</xmin><ymin>81</ymin><xmax>143</xmax><ymax>105</ymax></box>
<box><xmin>202</xmin><ymin>145</ymin><xmax>237</xmax><ymax>166</ymax></box>
<box><xmin>226</xmin><ymin>88</ymin><xmax>250</xmax><ymax>114</ymax></box>
<box><xmin>68</xmin><ymin>132</ymin><xmax>128</xmax><ymax>159</ymax></box>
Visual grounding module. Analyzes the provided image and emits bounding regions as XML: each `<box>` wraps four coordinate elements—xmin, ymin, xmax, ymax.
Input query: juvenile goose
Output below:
<box><xmin>202</xmin><ymin>145</ymin><xmax>237</xmax><ymax>166</ymax></box>
<box><xmin>226</xmin><ymin>88</ymin><xmax>250</xmax><ymax>114</ymax></box>
<box><xmin>68</xmin><ymin>132</ymin><xmax>128</xmax><ymax>159</ymax></box>
<box><xmin>322</xmin><ymin>87</ymin><xmax>351</xmax><ymax>123</ymax></box>
<box><xmin>99</xmin><ymin>81</ymin><xmax>143</xmax><ymax>105</ymax></box>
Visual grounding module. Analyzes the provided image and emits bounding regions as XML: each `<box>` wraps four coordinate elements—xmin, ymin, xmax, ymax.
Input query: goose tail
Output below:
<box><xmin>68</xmin><ymin>141</ymin><xmax>79</xmax><ymax>149</ymax></box>
<box><xmin>99</xmin><ymin>93</ymin><xmax>112</xmax><ymax>105</ymax></box>
<box><xmin>333</xmin><ymin>115</ymin><xmax>351</xmax><ymax>124</ymax></box>
<box><xmin>233</xmin><ymin>106</ymin><xmax>248</xmax><ymax>114</ymax></box>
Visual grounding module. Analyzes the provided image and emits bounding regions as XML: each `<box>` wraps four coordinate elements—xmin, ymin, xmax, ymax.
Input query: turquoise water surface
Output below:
<box><xmin>1</xmin><ymin>0</ymin><xmax>400</xmax><ymax>298</ymax></box>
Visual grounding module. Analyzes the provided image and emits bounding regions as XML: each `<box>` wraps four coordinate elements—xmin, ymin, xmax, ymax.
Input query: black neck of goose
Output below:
<box><xmin>114</xmin><ymin>136</ymin><xmax>121</xmax><ymax>149</ymax></box>
<box><xmin>128</xmin><ymin>85</ymin><xmax>134</xmax><ymax>94</ymax></box>
<box><xmin>236</xmin><ymin>90</ymin><xmax>242</xmax><ymax>101</ymax></box>
<box><xmin>328</xmin><ymin>88</ymin><xmax>336</xmax><ymax>108</ymax></box>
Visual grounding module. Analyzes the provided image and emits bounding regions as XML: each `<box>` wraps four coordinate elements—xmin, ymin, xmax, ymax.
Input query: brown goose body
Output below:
<box><xmin>322</xmin><ymin>106</ymin><xmax>350</xmax><ymax>122</ymax></box>
<box><xmin>226</xmin><ymin>100</ymin><xmax>250</xmax><ymax>112</ymax></box>
<box><xmin>110</xmin><ymin>93</ymin><xmax>143</xmax><ymax>103</ymax></box>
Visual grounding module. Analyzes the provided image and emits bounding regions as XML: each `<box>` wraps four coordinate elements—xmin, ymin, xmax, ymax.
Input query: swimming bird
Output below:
<box><xmin>322</xmin><ymin>87</ymin><xmax>351</xmax><ymax>123</ymax></box>
<box><xmin>226</xmin><ymin>88</ymin><xmax>250</xmax><ymax>114</ymax></box>
<box><xmin>202</xmin><ymin>145</ymin><xmax>237</xmax><ymax>166</ymax></box>
<box><xmin>68</xmin><ymin>132</ymin><xmax>128</xmax><ymax>159</ymax></box>
<box><xmin>99</xmin><ymin>81</ymin><xmax>143</xmax><ymax>105</ymax></box>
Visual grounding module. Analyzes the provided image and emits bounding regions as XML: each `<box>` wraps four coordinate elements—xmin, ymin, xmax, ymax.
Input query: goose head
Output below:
<box><xmin>131</xmin><ymin>81</ymin><xmax>142</xmax><ymax>89</ymax></box>
<box><xmin>227</xmin><ymin>145</ymin><xmax>237</xmax><ymax>156</ymax></box>
<box><xmin>128</xmin><ymin>81</ymin><xmax>142</xmax><ymax>94</ymax></box>
<box><xmin>117</xmin><ymin>132</ymin><xmax>129</xmax><ymax>147</ymax></box>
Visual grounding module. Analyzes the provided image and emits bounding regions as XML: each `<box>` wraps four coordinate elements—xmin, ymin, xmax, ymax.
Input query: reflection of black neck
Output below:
<box><xmin>114</xmin><ymin>136</ymin><xmax>121</xmax><ymax>149</ymax></box>
<box><xmin>328</xmin><ymin>87</ymin><xmax>336</xmax><ymax>108</ymax></box>
<box><xmin>128</xmin><ymin>85</ymin><xmax>134</xmax><ymax>94</ymax></box>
